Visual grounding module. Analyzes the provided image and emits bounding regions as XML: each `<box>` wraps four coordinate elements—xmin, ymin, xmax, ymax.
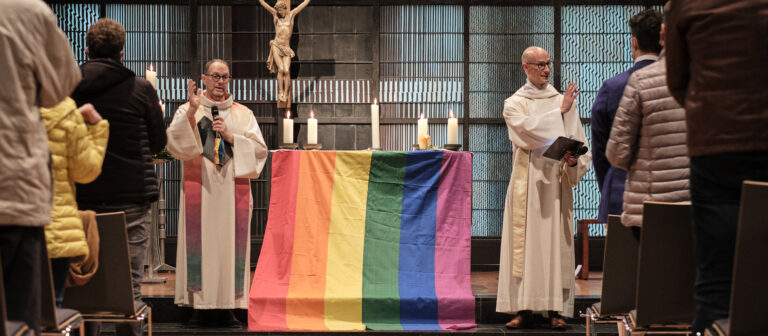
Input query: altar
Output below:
<box><xmin>248</xmin><ymin>150</ymin><xmax>475</xmax><ymax>331</ymax></box>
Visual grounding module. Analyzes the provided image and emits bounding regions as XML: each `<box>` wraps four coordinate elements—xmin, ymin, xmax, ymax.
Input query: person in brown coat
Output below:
<box><xmin>0</xmin><ymin>1</ymin><xmax>81</xmax><ymax>334</ymax></box>
<box><xmin>666</xmin><ymin>0</ymin><xmax>768</xmax><ymax>333</ymax></box>
<box><xmin>606</xmin><ymin>8</ymin><xmax>689</xmax><ymax>229</ymax></box>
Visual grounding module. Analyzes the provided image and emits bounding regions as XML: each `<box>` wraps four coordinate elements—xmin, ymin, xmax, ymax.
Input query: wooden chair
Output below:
<box><xmin>707</xmin><ymin>181</ymin><xmax>768</xmax><ymax>336</ymax></box>
<box><xmin>585</xmin><ymin>215</ymin><xmax>639</xmax><ymax>336</ymax></box>
<box><xmin>62</xmin><ymin>212</ymin><xmax>152</xmax><ymax>336</ymax></box>
<box><xmin>623</xmin><ymin>201</ymin><xmax>695</xmax><ymax>335</ymax></box>
<box><xmin>577</xmin><ymin>218</ymin><xmax>600</xmax><ymax>280</ymax></box>
<box><xmin>0</xmin><ymin>254</ymin><xmax>32</xmax><ymax>336</ymax></box>
<box><xmin>40</xmin><ymin>240</ymin><xmax>84</xmax><ymax>336</ymax></box>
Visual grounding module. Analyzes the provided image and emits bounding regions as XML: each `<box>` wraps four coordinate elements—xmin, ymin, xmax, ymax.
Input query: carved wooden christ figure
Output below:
<box><xmin>259</xmin><ymin>0</ymin><xmax>310</xmax><ymax>107</ymax></box>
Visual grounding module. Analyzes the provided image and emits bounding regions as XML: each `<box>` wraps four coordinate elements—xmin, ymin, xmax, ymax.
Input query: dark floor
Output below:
<box><xmin>92</xmin><ymin>270</ymin><xmax>609</xmax><ymax>335</ymax></box>
<box><xmin>98</xmin><ymin>322</ymin><xmax>621</xmax><ymax>335</ymax></box>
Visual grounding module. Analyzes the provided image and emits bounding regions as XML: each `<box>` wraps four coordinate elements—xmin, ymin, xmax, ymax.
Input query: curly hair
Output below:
<box><xmin>629</xmin><ymin>9</ymin><xmax>662</xmax><ymax>54</ymax></box>
<box><xmin>274</xmin><ymin>1</ymin><xmax>287</xmax><ymax>10</ymax></box>
<box><xmin>86</xmin><ymin>18</ymin><xmax>125</xmax><ymax>60</ymax></box>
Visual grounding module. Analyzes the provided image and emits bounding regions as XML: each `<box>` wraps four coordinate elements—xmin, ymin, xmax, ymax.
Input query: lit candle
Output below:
<box><xmin>371</xmin><ymin>98</ymin><xmax>380</xmax><ymax>148</ymax></box>
<box><xmin>447</xmin><ymin>110</ymin><xmax>458</xmax><ymax>144</ymax></box>
<box><xmin>307</xmin><ymin>110</ymin><xmax>317</xmax><ymax>145</ymax></box>
<box><xmin>283</xmin><ymin>111</ymin><xmax>293</xmax><ymax>144</ymax></box>
<box><xmin>145</xmin><ymin>64</ymin><xmax>157</xmax><ymax>91</ymax></box>
<box><xmin>418</xmin><ymin>114</ymin><xmax>429</xmax><ymax>149</ymax></box>
<box><xmin>159</xmin><ymin>99</ymin><xmax>165</xmax><ymax>114</ymax></box>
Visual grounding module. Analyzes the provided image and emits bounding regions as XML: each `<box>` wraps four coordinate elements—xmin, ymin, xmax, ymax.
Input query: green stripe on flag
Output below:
<box><xmin>362</xmin><ymin>152</ymin><xmax>407</xmax><ymax>330</ymax></box>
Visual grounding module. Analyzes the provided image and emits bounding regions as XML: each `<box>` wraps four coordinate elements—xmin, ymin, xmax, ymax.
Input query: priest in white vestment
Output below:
<box><xmin>496</xmin><ymin>47</ymin><xmax>591</xmax><ymax>330</ymax></box>
<box><xmin>167</xmin><ymin>59</ymin><xmax>268</xmax><ymax>326</ymax></box>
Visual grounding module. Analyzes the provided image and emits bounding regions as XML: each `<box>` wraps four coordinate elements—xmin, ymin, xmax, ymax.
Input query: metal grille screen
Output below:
<box><xmin>379</xmin><ymin>5</ymin><xmax>463</xmax><ymax>153</ymax></box>
<box><xmin>469</xmin><ymin>6</ymin><xmax>554</xmax><ymax>236</ymax></box>
<box><xmin>561</xmin><ymin>5</ymin><xmax>662</xmax><ymax>229</ymax></box>
<box><xmin>47</xmin><ymin>2</ymin><xmax>664</xmax><ymax>239</ymax></box>
<box><xmin>49</xmin><ymin>3</ymin><xmax>99</xmax><ymax>63</ymax></box>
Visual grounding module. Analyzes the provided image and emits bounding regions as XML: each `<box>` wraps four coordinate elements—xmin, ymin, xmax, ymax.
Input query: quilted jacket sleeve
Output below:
<box><xmin>607</xmin><ymin>73</ymin><xmax>642</xmax><ymax>171</ymax></box>
<box><xmin>68</xmin><ymin>112</ymin><xmax>109</xmax><ymax>184</ymax></box>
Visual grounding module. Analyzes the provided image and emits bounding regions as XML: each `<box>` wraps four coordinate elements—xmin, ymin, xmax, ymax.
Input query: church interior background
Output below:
<box><xmin>46</xmin><ymin>0</ymin><xmax>665</xmax><ymax>270</ymax></box>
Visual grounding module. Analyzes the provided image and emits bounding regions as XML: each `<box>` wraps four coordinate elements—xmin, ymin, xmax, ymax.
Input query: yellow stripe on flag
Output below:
<box><xmin>324</xmin><ymin>151</ymin><xmax>372</xmax><ymax>330</ymax></box>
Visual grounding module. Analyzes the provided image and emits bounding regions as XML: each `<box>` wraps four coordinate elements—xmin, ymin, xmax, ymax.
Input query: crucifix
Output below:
<box><xmin>259</xmin><ymin>0</ymin><xmax>311</xmax><ymax>108</ymax></box>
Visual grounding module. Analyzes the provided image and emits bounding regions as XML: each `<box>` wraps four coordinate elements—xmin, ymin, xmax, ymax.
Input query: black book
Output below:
<box><xmin>542</xmin><ymin>136</ymin><xmax>585</xmax><ymax>161</ymax></box>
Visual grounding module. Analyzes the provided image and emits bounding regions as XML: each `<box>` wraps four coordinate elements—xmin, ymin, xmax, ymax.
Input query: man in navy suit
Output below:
<box><xmin>590</xmin><ymin>8</ymin><xmax>662</xmax><ymax>224</ymax></box>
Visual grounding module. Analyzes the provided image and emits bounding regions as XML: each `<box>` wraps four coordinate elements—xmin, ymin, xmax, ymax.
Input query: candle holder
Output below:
<box><xmin>279</xmin><ymin>143</ymin><xmax>299</xmax><ymax>150</ymax></box>
<box><xmin>444</xmin><ymin>144</ymin><xmax>462</xmax><ymax>151</ymax></box>
<box><xmin>302</xmin><ymin>143</ymin><xmax>322</xmax><ymax>150</ymax></box>
<box><xmin>412</xmin><ymin>144</ymin><xmax>431</xmax><ymax>151</ymax></box>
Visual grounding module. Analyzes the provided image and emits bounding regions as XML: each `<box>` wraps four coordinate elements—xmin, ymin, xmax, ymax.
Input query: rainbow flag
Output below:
<box><xmin>248</xmin><ymin>150</ymin><xmax>475</xmax><ymax>331</ymax></box>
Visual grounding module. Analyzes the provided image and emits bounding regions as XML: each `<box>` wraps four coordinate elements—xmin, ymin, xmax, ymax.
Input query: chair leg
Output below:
<box><xmin>617</xmin><ymin>320</ymin><xmax>626</xmax><ymax>336</ymax></box>
<box><xmin>582</xmin><ymin>220</ymin><xmax>590</xmax><ymax>279</ymax></box>
<box><xmin>147</xmin><ymin>308</ymin><xmax>152</xmax><ymax>336</ymax></box>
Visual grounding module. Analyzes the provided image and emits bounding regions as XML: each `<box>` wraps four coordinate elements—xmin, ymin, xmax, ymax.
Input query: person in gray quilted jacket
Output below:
<box><xmin>606</xmin><ymin>8</ymin><xmax>690</xmax><ymax>228</ymax></box>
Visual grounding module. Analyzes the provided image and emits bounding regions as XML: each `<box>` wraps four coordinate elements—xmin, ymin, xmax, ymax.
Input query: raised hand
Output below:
<box><xmin>188</xmin><ymin>79</ymin><xmax>202</xmax><ymax>119</ymax></box>
<box><xmin>560</xmin><ymin>82</ymin><xmax>581</xmax><ymax>114</ymax></box>
<box><xmin>77</xmin><ymin>103</ymin><xmax>103</xmax><ymax>124</ymax></box>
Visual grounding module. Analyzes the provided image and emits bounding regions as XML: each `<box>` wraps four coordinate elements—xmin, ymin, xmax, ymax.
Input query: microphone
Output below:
<box><xmin>211</xmin><ymin>106</ymin><xmax>220</xmax><ymax>139</ymax></box>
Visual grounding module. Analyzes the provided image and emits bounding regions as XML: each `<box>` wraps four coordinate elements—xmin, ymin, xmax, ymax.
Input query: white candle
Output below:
<box><xmin>371</xmin><ymin>99</ymin><xmax>380</xmax><ymax>148</ymax></box>
<box><xmin>418</xmin><ymin>114</ymin><xmax>429</xmax><ymax>149</ymax></box>
<box><xmin>447</xmin><ymin>110</ymin><xmax>458</xmax><ymax>144</ymax></box>
<box><xmin>307</xmin><ymin>110</ymin><xmax>317</xmax><ymax>145</ymax></box>
<box><xmin>418</xmin><ymin>114</ymin><xmax>428</xmax><ymax>139</ymax></box>
<box><xmin>145</xmin><ymin>64</ymin><xmax>157</xmax><ymax>91</ymax></box>
<box><xmin>283</xmin><ymin>111</ymin><xmax>293</xmax><ymax>144</ymax></box>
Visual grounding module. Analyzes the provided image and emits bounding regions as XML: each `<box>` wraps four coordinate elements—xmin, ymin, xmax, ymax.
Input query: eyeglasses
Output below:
<box><xmin>526</xmin><ymin>62</ymin><xmax>552</xmax><ymax>71</ymax></box>
<box><xmin>206</xmin><ymin>73</ymin><xmax>231</xmax><ymax>82</ymax></box>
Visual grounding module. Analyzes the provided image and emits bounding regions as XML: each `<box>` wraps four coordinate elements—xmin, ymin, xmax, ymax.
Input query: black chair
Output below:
<box><xmin>0</xmin><ymin>254</ymin><xmax>32</xmax><ymax>336</ymax></box>
<box><xmin>708</xmin><ymin>181</ymin><xmax>768</xmax><ymax>336</ymax></box>
<box><xmin>585</xmin><ymin>215</ymin><xmax>639</xmax><ymax>336</ymax></box>
<box><xmin>62</xmin><ymin>212</ymin><xmax>152</xmax><ymax>335</ymax></box>
<box><xmin>623</xmin><ymin>201</ymin><xmax>695</xmax><ymax>335</ymax></box>
<box><xmin>39</xmin><ymin>240</ymin><xmax>84</xmax><ymax>336</ymax></box>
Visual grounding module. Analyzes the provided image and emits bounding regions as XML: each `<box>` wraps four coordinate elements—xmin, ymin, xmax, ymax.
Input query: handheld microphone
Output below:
<box><xmin>211</xmin><ymin>106</ymin><xmax>220</xmax><ymax>139</ymax></box>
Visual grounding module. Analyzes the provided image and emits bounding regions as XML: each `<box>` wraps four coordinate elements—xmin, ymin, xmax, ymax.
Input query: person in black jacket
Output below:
<box><xmin>70</xmin><ymin>18</ymin><xmax>166</xmax><ymax>336</ymax></box>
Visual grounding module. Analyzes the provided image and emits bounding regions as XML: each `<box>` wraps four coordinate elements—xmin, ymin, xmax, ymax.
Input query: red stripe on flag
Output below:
<box><xmin>248</xmin><ymin>151</ymin><xmax>301</xmax><ymax>331</ymax></box>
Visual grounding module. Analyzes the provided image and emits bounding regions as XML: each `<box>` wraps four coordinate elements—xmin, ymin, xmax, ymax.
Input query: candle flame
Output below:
<box><xmin>420</xmin><ymin>113</ymin><xmax>425</xmax><ymax>119</ymax></box>
<box><xmin>373</xmin><ymin>98</ymin><xmax>378</xmax><ymax>105</ymax></box>
<box><xmin>449</xmin><ymin>110</ymin><xmax>454</xmax><ymax>119</ymax></box>
<box><xmin>310</xmin><ymin>110</ymin><xmax>314</xmax><ymax>119</ymax></box>
<box><xmin>286</xmin><ymin>110</ymin><xmax>291</xmax><ymax>119</ymax></box>
<box><xmin>149</xmin><ymin>63</ymin><xmax>154</xmax><ymax>71</ymax></box>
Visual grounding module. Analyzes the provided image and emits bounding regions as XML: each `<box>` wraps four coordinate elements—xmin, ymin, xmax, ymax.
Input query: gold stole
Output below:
<box><xmin>511</xmin><ymin>147</ymin><xmax>530</xmax><ymax>279</ymax></box>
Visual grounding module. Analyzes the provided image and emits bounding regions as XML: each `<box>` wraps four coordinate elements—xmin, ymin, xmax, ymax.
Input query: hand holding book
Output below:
<box><xmin>542</xmin><ymin>136</ymin><xmax>588</xmax><ymax>165</ymax></box>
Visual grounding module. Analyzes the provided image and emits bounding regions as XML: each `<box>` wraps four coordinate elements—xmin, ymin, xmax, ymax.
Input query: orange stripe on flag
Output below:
<box><xmin>285</xmin><ymin>151</ymin><xmax>336</xmax><ymax>330</ymax></box>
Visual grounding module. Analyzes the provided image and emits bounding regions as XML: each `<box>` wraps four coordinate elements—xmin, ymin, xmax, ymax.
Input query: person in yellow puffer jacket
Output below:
<box><xmin>41</xmin><ymin>97</ymin><xmax>109</xmax><ymax>307</ymax></box>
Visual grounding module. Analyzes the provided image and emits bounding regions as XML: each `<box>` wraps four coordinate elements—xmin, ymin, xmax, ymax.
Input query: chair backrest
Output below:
<box><xmin>634</xmin><ymin>201</ymin><xmax>696</xmax><ymax>327</ymax></box>
<box><xmin>728</xmin><ymin>181</ymin><xmax>768</xmax><ymax>335</ymax></box>
<box><xmin>62</xmin><ymin>212</ymin><xmax>135</xmax><ymax>315</ymax></box>
<box><xmin>600</xmin><ymin>215</ymin><xmax>640</xmax><ymax>315</ymax></box>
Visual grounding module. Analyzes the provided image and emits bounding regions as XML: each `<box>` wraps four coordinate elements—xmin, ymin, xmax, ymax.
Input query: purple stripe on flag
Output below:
<box><xmin>435</xmin><ymin>152</ymin><xmax>476</xmax><ymax>329</ymax></box>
